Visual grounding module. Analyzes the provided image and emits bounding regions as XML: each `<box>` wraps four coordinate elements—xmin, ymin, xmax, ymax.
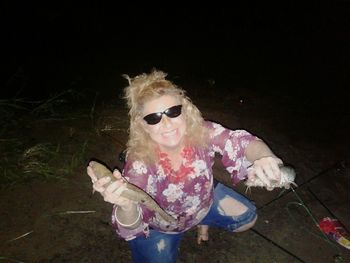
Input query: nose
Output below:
<box><xmin>160</xmin><ymin>115</ymin><xmax>172</xmax><ymax>128</ymax></box>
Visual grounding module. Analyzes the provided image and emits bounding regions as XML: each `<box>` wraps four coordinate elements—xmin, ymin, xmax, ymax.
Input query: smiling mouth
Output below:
<box><xmin>162</xmin><ymin>129</ymin><xmax>178</xmax><ymax>137</ymax></box>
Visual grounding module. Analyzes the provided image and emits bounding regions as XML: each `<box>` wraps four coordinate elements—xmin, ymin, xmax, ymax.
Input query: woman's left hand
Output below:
<box><xmin>247</xmin><ymin>156</ymin><xmax>283</xmax><ymax>188</ymax></box>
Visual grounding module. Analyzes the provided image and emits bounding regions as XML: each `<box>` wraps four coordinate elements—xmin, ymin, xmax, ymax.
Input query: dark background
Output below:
<box><xmin>1</xmin><ymin>3</ymin><xmax>350</xmax><ymax>262</ymax></box>
<box><xmin>2</xmin><ymin>2</ymin><xmax>350</xmax><ymax>103</ymax></box>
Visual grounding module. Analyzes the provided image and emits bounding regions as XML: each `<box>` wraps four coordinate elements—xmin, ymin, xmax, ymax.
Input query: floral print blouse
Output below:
<box><xmin>111</xmin><ymin>121</ymin><xmax>258</xmax><ymax>240</ymax></box>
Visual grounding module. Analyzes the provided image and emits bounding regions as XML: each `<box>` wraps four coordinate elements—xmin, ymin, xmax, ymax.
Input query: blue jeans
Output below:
<box><xmin>128</xmin><ymin>183</ymin><xmax>257</xmax><ymax>263</ymax></box>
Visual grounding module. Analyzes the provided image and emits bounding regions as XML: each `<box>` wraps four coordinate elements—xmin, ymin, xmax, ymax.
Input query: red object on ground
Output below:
<box><xmin>318</xmin><ymin>217</ymin><xmax>350</xmax><ymax>249</ymax></box>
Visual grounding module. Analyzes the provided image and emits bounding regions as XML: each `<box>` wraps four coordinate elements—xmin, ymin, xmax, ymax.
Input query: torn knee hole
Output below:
<box><xmin>218</xmin><ymin>196</ymin><xmax>248</xmax><ymax>216</ymax></box>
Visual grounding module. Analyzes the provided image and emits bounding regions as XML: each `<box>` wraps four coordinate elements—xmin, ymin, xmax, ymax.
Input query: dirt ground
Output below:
<box><xmin>1</xmin><ymin>65</ymin><xmax>350</xmax><ymax>263</ymax></box>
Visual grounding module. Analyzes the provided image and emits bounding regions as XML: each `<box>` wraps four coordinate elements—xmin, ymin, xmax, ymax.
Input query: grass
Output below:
<box><xmin>30</xmin><ymin>89</ymin><xmax>81</xmax><ymax>115</ymax></box>
<box><xmin>0</xmin><ymin>85</ymin><xmax>127</xmax><ymax>188</ymax></box>
<box><xmin>0</xmin><ymin>88</ymin><xmax>92</xmax><ymax>187</ymax></box>
<box><xmin>0</xmin><ymin>140</ymin><xmax>89</xmax><ymax>187</ymax></box>
<box><xmin>20</xmin><ymin>143</ymin><xmax>62</xmax><ymax>180</ymax></box>
<box><xmin>0</xmin><ymin>256</ymin><xmax>24</xmax><ymax>263</ymax></box>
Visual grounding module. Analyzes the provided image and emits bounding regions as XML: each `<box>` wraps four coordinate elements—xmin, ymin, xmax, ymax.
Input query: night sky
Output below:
<box><xmin>2</xmin><ymin>2</ymin><xmax>350</xmax><ymax>102</ymax></box>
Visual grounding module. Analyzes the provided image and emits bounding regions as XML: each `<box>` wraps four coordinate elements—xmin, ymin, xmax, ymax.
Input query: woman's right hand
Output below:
<box><xmin>87</xmin><ymin>162</ymin><xmax>134</xmax><ymax>211</ymax></box>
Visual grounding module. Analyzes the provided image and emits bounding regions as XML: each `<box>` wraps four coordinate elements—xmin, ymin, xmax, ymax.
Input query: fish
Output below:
<box><xmin>89</xmin><ymin>160</ymin><xmax>176</xmax><ymax>223</ymax></box>
<box><xmin>244</xmin><ymin>165</ymin><xmax>297</xmax><ymax>191</ymax></box>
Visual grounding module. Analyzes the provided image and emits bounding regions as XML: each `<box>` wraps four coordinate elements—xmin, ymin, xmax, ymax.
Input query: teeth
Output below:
<box><xmin>163</xmin><ymin>129</ymin><xmax>177</xmax><ymax>137</ymax></box>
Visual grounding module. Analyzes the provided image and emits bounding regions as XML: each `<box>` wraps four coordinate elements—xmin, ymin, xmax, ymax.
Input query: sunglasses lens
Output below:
<box><xmin>143</xmin><ymin>113</ymin><xmax>162</xmax><ymax>125</ymax></box>
<box><xmin>166</xmin><ymin>105</ymin><xmax>182</xmax><ymax>118</ymax></box>
<box><xmin>143</xmin><ymin>105</ymin><xmax>182</xmax><ymax>125</ymax></box>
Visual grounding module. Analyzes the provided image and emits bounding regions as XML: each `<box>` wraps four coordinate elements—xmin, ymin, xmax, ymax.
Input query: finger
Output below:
<box><xmin>105</xmin><ymin>181</ymin><xmax>121</xmax><ymax>194</ymax></box>
<box><xmin>254</xmin><ymin>166</ymin><xmax>271</xmax><ymax>186</ymax></box>
<box><xmin>247</xmin><ymin>169</ymin><xmax>257</xmax><ymax>183</ymax></box>
<box><xmin>95</xmin><ymin>177</ymin><xmax>111</xmax><ymax>190</ymax></box>
<box><xmin>93</xmin><ymin>183</ymin><xmax>105</xmax><ymax>193</ymax></box>
<box><xmin>270</xmin><ymin>161</ymin><xmax>282</xmax><ymax>181</ymax></box>
<box><xmin>87</xmin><ymin>166</ymin><xmax>98</xmax><ymax>181</ymax></box>
<box><xmin>104</xmin><ymin>193</ymin><xmax>131</xmax><ymax>207</ymax></box>
<box><xmin>262</xmin><ymin>165</ymin><xmax>277</xmax><ymax>181</ymax></box>
<box><xmin>275</xmin><ymin>157</ymin><xmax>283</xmax><ymax>166</ymax></box>
<box><xmin>266</xmin><ymin>186</ymin><xmax>274</xmax><ymax>191</ymax></box>
<box><xmin>112</xmin><ymin>169</ymin><xmax>123</xmax><ymax>180</ymax></box>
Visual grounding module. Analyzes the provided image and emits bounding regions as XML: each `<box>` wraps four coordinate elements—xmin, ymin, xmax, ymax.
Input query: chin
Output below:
<box><xmin>159</xmin><ymin>137</ymin><xmax>185</xmax><ymax>151</ymax></box>
<box><xmin>161</xmin><ymin>142</ymin><xmax>182</xmax><ymax>150</ymax></box>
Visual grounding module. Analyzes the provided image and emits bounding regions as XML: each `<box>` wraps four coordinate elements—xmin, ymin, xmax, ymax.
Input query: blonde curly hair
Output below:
<box><xmin>123</xmin><ymin>70</ymin><xmax>208</xmax><ymax>163</ymax></box>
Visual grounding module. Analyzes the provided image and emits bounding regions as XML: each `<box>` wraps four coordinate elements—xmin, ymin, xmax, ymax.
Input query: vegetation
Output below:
<box><xmin>0</xmin><ymin>89</ymin><xmax>91</xmax><ymax>187</ymax></box>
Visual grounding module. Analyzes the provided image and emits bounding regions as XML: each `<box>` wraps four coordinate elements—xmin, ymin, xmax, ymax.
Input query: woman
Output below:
<box><xmin>87</xmin><ymin>70</ymin><xmax>283</xmax><ymax>263</ymax></box>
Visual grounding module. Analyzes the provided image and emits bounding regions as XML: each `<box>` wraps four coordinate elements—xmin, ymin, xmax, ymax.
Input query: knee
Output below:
<box><xmin>218</xmin><ymin>196</ymin><xmax>249</xmax><ymax>217</ymax></box>
<box><xmin>233</xmin><ymin>214</ymin><xmax>257</xmax><ymax>232</ymax></box>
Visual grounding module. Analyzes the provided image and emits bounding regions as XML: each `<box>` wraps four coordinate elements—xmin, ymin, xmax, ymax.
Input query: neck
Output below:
<box><xmin>158</xmin><ymin>142</ymin><xmax>186</xmax><ymax>156</ymax></box>
<box><xmin>160</xmin><ymin>146</ymin><xmax>182</xmax><ymax>156</ymax></box>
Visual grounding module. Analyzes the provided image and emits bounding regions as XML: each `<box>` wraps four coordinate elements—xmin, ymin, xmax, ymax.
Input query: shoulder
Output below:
<box><xmin>204</xmin><ymin>120</ymin><xmax>224</xmax><ymax>131</ymax></box>
<box><xmin>204</xmin><ymin>120</ymin><xmax>229</xmax><ymax>137</ymax></box>
<box><xmin>205</xmin><ymin>120</ymin><xmax>253</xmax><ymax>136</ymax></box>
<box><xmin>204</xmin><ymin>120</ymin><xmax>218</xmax><ymax>129</ymax></box>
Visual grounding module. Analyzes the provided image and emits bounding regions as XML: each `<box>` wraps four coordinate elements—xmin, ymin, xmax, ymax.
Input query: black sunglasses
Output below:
<box><xmin>143</xmin><ymin>105</ymin><xmax>183</xmax><ymax>125</ymax></box>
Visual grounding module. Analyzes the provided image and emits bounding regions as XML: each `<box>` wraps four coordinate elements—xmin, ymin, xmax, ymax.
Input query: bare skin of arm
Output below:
<box><xmin>87</xmin><ymin>165</ymin><xmax>141</xmax><ymax>229</ymax></box>
<box><xmin>244</xmin><ymin>139</ymin><xmax>279</xmax><ymax>163</ymax></box>
<box><xmin>244</xmin><ymin>139</ymin><xmax>283</xmax><ymax>185</ymax></box>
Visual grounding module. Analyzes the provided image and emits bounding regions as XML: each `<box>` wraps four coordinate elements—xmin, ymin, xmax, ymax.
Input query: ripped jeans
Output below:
<box><xmin>128</xmin><ymin>183</ymin><xmax>257</xmax><ymax>263</ymax></box>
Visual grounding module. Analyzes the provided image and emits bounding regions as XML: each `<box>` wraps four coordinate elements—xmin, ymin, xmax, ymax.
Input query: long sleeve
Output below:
<box><xmin>206</xmin><ymin>121</ymin><xmax>258</xmax><ymax>185</ymax></box>
<box><xmin>111</xmin><ymin>160</ymin><xmax>154</xmax><ymax>240</ymax></box>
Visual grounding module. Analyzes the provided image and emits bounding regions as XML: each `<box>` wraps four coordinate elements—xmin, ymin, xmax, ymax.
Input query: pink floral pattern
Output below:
<box><xmin>111</xmin><ymin>121</ymin><xmax>257</xmax><ymax>240</ymax></box>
